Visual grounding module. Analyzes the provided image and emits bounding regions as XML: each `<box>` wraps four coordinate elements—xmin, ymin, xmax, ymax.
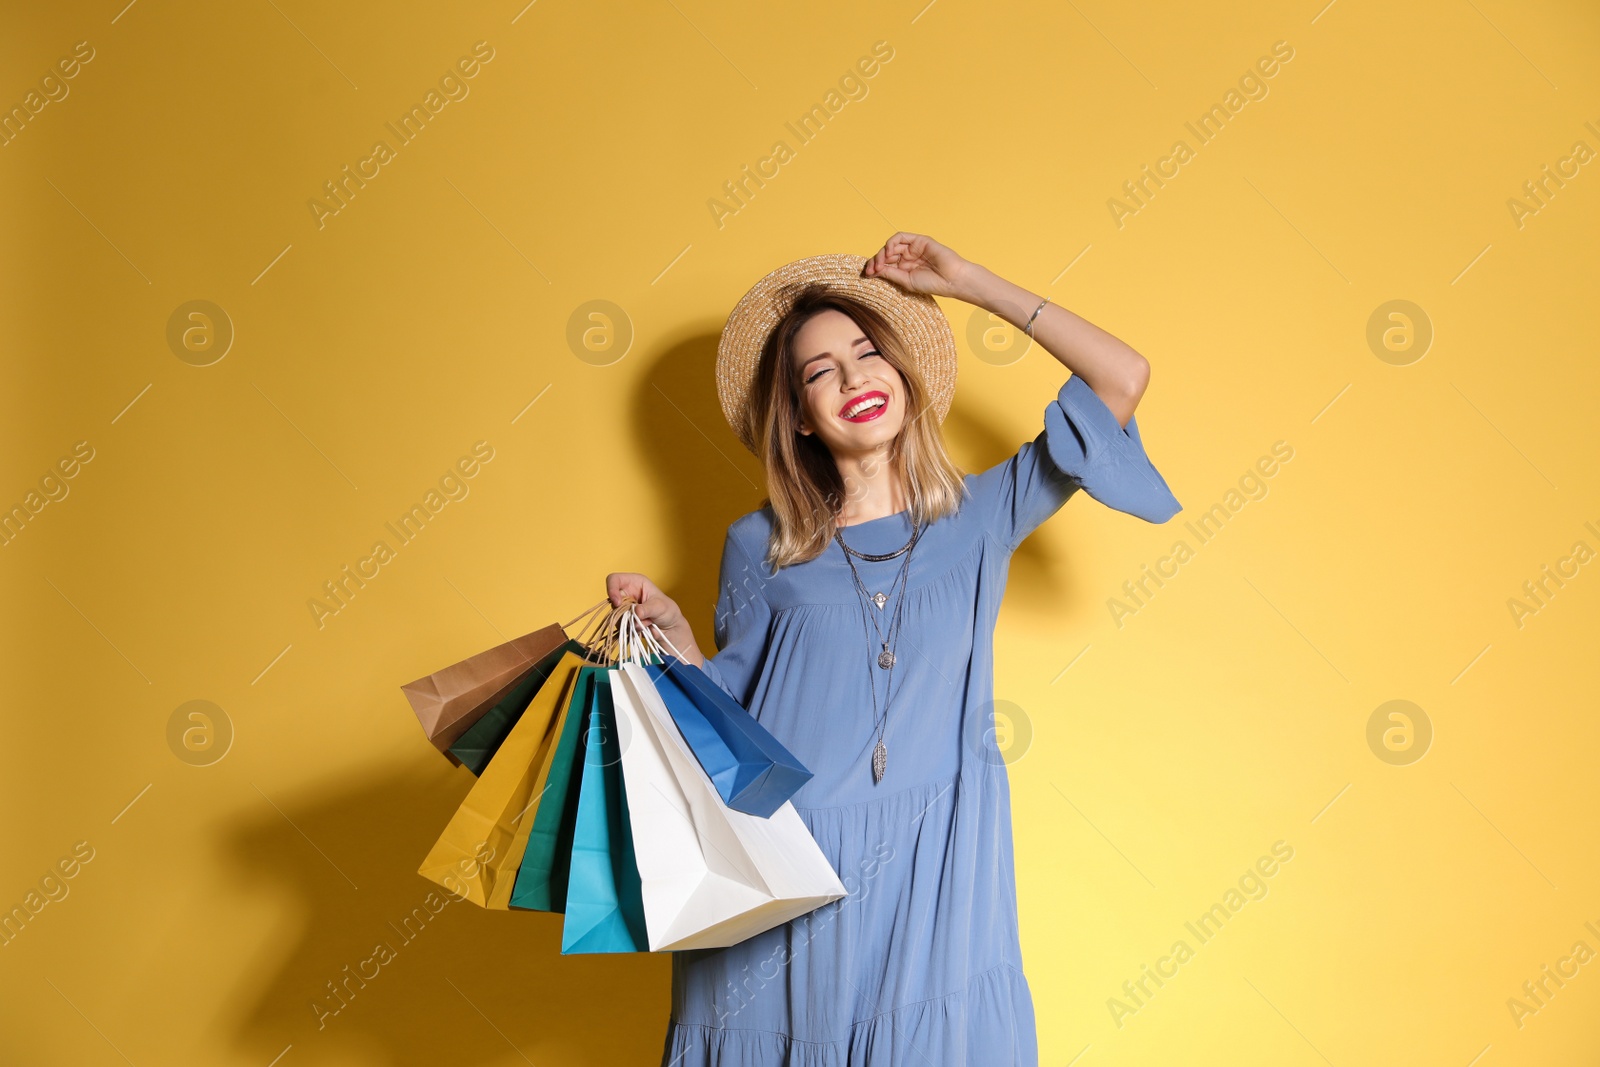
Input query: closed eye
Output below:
<box><xmin>804</xmin><ymin>349</ymin><xmax>880</xmax><ymax>385</ymax></box>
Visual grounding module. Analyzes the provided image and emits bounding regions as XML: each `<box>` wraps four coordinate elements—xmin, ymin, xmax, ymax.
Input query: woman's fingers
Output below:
<box><xmin>635</xmin><ymin>593</ymin><xmax>682</xmax><ymax>633</ymax></box>
<box><xmin>605</xmin><ymin>571</ymin><xmax>650</xmax><ymax>606</ymax></box>
<box><xmin>865</xmin><ymin>232</ymin><xmax>914</xmax><ymax>274</ymax></box>
<box><xmin>864</xmin><ymin>232</ymin><xmax>961</xmax><ymax>295</ymax></box>
<box><xmin>866</xmin><ymin>232</ymin><xmax>968</xmax><ymax>297</ymax></box>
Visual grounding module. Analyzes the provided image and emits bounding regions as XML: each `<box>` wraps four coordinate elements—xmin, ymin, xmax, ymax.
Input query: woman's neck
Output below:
<box><xmin>833</xmin><ymin>450</ymin><xmax>907</xmax><ymax>526</ymax></box>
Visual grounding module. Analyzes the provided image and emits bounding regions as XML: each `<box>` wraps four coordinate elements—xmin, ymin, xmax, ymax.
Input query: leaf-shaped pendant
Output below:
<box><xmin>872</xmin><ymin>738</ymin><xmax>887</xmax><ymax>782</ymax></box>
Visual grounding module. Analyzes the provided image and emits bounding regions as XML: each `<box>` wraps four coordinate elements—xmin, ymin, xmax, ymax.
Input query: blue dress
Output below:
<box><xmin>661</xmin><ymin>375</ymin><xmax>1183</xmax><ymax>1066</ymax></box>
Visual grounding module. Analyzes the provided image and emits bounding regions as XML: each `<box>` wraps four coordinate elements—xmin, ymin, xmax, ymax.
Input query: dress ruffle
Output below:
<box><xmin>662</xmin><ymin>961</ymin><xmax>1036</xmax><ymax>1067</ymax></box>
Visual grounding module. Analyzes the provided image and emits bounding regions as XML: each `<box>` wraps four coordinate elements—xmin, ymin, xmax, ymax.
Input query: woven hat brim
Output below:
<box><xmin>715</xmin><ymin>253</ymin><xmax>958</xmax><ymax>455</ymax></box>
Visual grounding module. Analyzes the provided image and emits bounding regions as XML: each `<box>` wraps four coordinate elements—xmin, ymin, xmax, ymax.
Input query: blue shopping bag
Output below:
<box><xmin>558</xmin><ymin>670</ymin><xmax>649</xmax><ymax>954</ymax></box>
<box><xmin>643</xmin><ymin>657</ymin><xmax>812</xmax><ymax>818</ymax></box>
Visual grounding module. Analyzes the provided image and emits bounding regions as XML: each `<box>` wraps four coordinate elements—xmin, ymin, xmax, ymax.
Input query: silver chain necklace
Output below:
<box><xmin>835</xmin><ymin>516</ymin><xmax>923</xmax><ymax>782</ymax></box>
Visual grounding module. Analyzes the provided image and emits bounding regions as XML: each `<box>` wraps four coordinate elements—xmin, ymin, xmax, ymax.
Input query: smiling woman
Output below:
<box><xmin>744</xmin><ymin>281</ymin><xmax>967</xmax><ymax>568</ymax></box>
<box><xmin>608</xmin><ymin>236</ymin><xmax>1183</xmax><ymax>1067</ymax></box>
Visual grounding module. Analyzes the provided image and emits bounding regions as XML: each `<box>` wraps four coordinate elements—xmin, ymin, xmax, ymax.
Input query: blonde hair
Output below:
<box><xmin>742</xmin><ymin>285</ymin><xmax>967</xmax><ymax>569</ymax></box>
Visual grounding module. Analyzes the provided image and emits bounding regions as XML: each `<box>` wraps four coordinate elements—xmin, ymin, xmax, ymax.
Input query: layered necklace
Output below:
<box><xmin>834</xmin><ymin>511</ymin><xmax>923</xmax><ymax>783</ymax></box>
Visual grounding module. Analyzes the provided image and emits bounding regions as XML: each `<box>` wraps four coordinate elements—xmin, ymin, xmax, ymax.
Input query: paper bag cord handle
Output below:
<box><xmin>630</xmin><ymin>608</ymin><xmax>671</xmax><ymax>663</ymax></box>
<box><xmin>616</xmin><ymin>601</ymin><xmax>670</xmax><ymax>666</ymax></box>
<box><xmin>575</xmin><ymin>602</ymin><xmax>610</xmax><ymax>659</ymax></box>
<box><xmin>565</xmin><ymin>595</ymin><xmax>685</xmax><ymax>667</ymax></box>
<box><xmin>585</xmin><ymin>596</ymin><xmax>643</xmax><ymax>665</ymax></box>
<box><xmin>574</xmin><ymin>601</ymin><xmax>617</xmax><ymax>655</ymax></box>
<box><xmin>564</xmin><ymin>597</ymin><xmax>610</xmax><ymax>632</ymax></box>
<box><xmin>642</xmin><ymin>615</ymin><xmax>690</xmax><ymax>663</ymax></box>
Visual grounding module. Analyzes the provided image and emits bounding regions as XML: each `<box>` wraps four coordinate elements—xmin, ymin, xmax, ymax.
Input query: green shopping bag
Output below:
<box><xmin>558</xmin><ymin>672</ymin><xmax>648</xmax><ymax>954</ymax></box>
<box><xmin>449</xmin><ymin>639</ymin><xmax>589</xmax><ymax>775</ymax></box>
<box><xmin>508</xmin><ymin>666</ymin><xmax>595</xmax><ymax>912</ymax></box>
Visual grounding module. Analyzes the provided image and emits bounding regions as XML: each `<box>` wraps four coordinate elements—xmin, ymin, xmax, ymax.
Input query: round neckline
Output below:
<box><xmin>835</xmin><ymin>507</ymin><xmax>910</xmax><ymax>531</ymax></box>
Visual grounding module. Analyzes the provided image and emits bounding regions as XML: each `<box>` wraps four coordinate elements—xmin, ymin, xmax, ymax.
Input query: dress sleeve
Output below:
<box><xmin>696</xmin><ymin>526</ymin><xmax>774</xmax><ymax>707</ymax></box>
<box><xmin>974</xmin><ymin>374</ymin><xmax>1182</xmax><ymax>553</ymax></box>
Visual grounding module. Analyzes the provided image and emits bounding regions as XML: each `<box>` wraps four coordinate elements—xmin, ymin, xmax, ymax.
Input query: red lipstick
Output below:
<box><xmin>839</xmin><ymin>390</ymin><xmax>889</xmax><ymax>422</ymax></box>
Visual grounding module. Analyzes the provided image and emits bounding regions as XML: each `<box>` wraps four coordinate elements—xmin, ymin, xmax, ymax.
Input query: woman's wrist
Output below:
<box><xmin>954</xmin><ymin>262</ymin><xmax>1044</xmax><ymax>328</ymax></box>
<box><xmin>657</xmin><ymin>617</ymin><xmax>704</xmax><ymax>667</ymax></box>
<box><xmin>947</xmin><ymin>259</ymin><xmax>991</xmax><ymax>305</ymax></box>
<box><xmin>673</xmin><ymin>635</ymin><xmax>706</xmax><ymax>668</ymax></box>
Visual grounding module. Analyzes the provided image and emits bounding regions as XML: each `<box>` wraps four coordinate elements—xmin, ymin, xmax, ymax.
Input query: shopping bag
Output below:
<box><xmin>401</xmin><ymin>623</ymin><xmax>570</xmax><ymax>756</ymax></box>
<box><xmin>449</xmin><ymin>638</ymin><xmax>590</xmax><ymax>774</ymax></box>
<box><xmin>643</xmin><ymin>657</ymin><xmax>812</xmax><ymax>817</ymax></box>
<box><xmin>615</xmin><ymin>659</ymin><xmax>847</xmax><ymax>950</ymax></box>
<box><xmin>416</xmin><ymin>649</ymin><xmax>589</xmax><ymax>907</ymax></box>
<box><xmin>557</xmin><ymin>672</ymin><xmax>650</xmax><ymax>954</ymax></box>
<box><xmin>507</xmin><ymin>665</ymin><xmax>599</xmax><ymax>913</ymax></box>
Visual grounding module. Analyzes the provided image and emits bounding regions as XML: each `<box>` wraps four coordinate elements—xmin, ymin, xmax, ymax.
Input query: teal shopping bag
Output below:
<box><xmin>508</xmin><ymin>666</ymin><xmax>595</xmax><ymax>912</ymax></box>
<box><xmin>559</xmin><ymin>672</ymin><xmax>649</xmax><ymax>954</ymax></box>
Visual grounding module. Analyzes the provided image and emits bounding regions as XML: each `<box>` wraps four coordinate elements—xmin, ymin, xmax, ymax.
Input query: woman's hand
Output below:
<box><xmin>605</xmin><ymin>571</ymin><xmax>705</xmax><ymax>666</ymax></box>
<box><xmin>861</xmin><ymin>232</ymin><xmax>976</xmax><ymax>301</ymax></box>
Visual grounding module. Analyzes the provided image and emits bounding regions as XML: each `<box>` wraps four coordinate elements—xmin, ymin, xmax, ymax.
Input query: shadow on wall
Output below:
<box><xmin>632</xmin><ymin>331</ymin><xmax>1077</xmax><ymax>640</ymax></box>
<box><xmin>220</xmin><ymin>336</ymin><xmax>1077</xmax><ymax>1067</ymax></box>
<box><xmin>223</xmin><ymin>756</ymin><xmax>671</xmax><ymax>1067</ymax></box>
<box><xmin>629</xmin><ymin>333</ymin><xmax>768</xmax><ymax>643</ymax></box>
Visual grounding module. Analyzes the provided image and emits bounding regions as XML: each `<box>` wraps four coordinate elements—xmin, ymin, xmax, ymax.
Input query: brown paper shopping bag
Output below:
<box><xmin>417</xmin><ymin>648</ymin><xmax>594</xmax><ymax>907</ymax></box>
<box><xmin>401</xmin><ymin>623</ymin><xmax>570</xmax><ymax>755</ymax></box>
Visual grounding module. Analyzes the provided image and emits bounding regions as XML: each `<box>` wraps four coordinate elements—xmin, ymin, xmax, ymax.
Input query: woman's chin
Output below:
<box><xmin>827</xmin><ymin>418</ymin><xmax>902</xmax><ymax>452</ymax></box>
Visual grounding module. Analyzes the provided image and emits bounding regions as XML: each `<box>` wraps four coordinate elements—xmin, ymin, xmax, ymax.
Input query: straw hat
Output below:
<box><xmin>715</xmin><ymin>252</ymin><xmax>958</xmax><ymax>455</ymax></box>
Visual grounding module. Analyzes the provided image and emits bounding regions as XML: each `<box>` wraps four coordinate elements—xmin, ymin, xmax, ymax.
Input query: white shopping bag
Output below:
<box><xmin>608</xmin><ymin>639</ymin><xmax>846</xmax><ymax>951</ymax></box>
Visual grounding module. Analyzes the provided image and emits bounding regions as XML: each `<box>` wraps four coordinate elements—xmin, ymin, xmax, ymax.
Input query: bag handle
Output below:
<box><xmin>564</xmin><ymin>597</ymin><xmax>610</xmax><ymax>634</ymax></box>
<box><xmin>639</xmin><ymin>613</ymin><xmax>690</xmax><ymax>665</ymax></box>
<box><xmin>572</xmin><ymin>599</ymin><xmax>610</xmax><ymax>647</ymax></box>
<box><xmin>616</xmin><ymin>606</ymin><xmax>641</xmax><ymax>665</ymax></box>
<box><xmin>569</xmin><ymin>595</ymin><xmax>693</xmax><ymax>668</ymax></box>
<box><xmin>594</xmin><ymin>601</ymin><xmax>627</xmax><ymax>664</ymax></box>
<box><xmin>616</xmin><ymin>601</ymin><xmax>672</xmax><ymax>666</ymax></box>
<box><xmin>574</xmin><ymin>598</ymin><xmax>626</xmax><ymax>664</ymax></box>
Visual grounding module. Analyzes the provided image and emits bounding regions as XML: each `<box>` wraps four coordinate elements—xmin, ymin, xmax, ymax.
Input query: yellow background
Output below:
<box><xmin>3</xmin><ymin>0</ymin><xmax>1598</xmax><ymax>1064</ymax></box>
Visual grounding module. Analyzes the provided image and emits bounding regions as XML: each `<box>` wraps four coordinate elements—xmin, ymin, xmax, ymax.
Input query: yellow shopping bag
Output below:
<box><xmin>418</xmin><ymin>648</ymin><xmax>592</xmax><ymax>907</ymax></box>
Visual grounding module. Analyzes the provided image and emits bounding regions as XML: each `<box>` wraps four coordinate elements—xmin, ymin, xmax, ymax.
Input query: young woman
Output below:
<box><xmin>608</xmin><ymin>233</ymin><xmax>1182</xmax><ymax>1066</ymax></box>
